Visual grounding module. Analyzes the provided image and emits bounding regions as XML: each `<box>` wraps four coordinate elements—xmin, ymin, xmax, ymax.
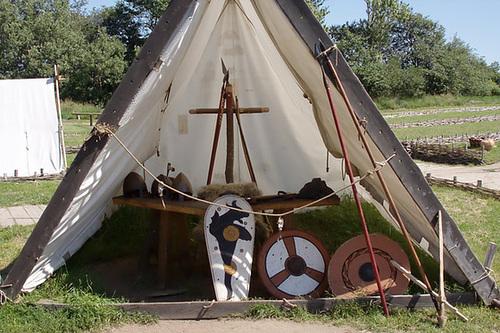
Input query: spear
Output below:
<box><xmin>207</xmin><ymin>59</ymin><xmax>229</xmax><ymax>185</ymax></box>
<box><xmin>315</xmin><ymin>44</ymin><xmax>390</xmax><ymax>317</ymax></box>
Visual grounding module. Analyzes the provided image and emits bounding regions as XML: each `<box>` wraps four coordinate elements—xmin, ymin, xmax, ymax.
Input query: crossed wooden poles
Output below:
<box><xmin>189</xmin><ymin>60</ymin><xmax>268</xmax><ymax>185</ymax></box>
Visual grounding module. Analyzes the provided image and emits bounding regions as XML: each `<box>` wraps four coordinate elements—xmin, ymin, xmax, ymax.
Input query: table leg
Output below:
<box><xmin>157</xmin><ymin>211</ymin><xmax>190</xmax><ymax>288</ymax></box>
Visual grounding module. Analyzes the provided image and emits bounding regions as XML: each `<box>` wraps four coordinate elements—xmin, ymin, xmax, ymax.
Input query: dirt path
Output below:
<box><xmin>103</xmin><ymin>318</ymin><xmax>362</xmax><ymax>333</ymax></box>
<box><xmin>417</xmin><ymin>161</ymin><xmax>500</xmax><ymax>191</ymax></box>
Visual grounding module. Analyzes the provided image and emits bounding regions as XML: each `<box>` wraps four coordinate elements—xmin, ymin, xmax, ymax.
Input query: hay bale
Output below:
<box><xmin>197</xmin><ymin>182</ymin><xmax>262</xmax><ymax>201</ymax></box>
<box><xmin>480</xmin><ymin>139</ymin><xmax>497</xmax><ymax>151</ymax></box>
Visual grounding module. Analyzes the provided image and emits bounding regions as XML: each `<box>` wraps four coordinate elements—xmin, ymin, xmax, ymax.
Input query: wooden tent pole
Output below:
<box><xmin>224</xmin><ymin>84</ymin><xmax>235</xmax><ymax>183</ymax></box>
<box><xmin>317</xmin><ymin>53</ymin><xmax>390</xmax><ymax>317</ymax></box>
<box><xmin>54</xmin><ymin>64</ymin><xmax>67</xmax><ymax>170</ymax></box>
<box><xmin>319</xmin><ymin>44</ymin><xmax>440</xmax><ymax>313</ymax></box>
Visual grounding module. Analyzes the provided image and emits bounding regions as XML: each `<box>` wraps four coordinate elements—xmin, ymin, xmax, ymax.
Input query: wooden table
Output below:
<box><xmin>112</xmin><ymin>195</ymin><xmax>340</xmax><ymax>288</ymax></box>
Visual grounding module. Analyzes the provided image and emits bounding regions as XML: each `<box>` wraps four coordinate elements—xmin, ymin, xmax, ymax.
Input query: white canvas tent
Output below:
<box><xmin>3</xmin><ymin>0</ymin><xmax>499</xmax><ymax>306</ymax></box>
<box><xmin>0</xmin><ymin>78</ymin><xmax>64</xmax><ymax>177</ymax></box>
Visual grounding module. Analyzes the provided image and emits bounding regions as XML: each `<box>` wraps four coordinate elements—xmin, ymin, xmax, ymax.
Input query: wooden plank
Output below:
<box><xmin>251</xmin><ymin>197</ymin><xmax>340</xmax><ymax>211</ymax></box>
<box><xmin>483</xmin><ymin>242</ymin><xmax>497</xmax><ymax>270</ymax></box>
<box><xmin>189</xmin><ymin>107</ymin><xmax>269</xmax><ymax>114</ymax></box>
<box><xmin>112</xmin><ymin>197</ymin><xmax>208</xmax><ymax>215</ymax></box>
<box><xmin>112</xmin><ymin>196</ymin><xmax>340</xmax><ymax>216</ymax></box>
<box><xmin>37</xmin><ymin>292</ymin><xmax>477</xmax><ymax>320</ymax></box>
<box><xmin>71</xmin><ymin>112</ymin><xmax>101</xmax><ymax>116</ymax></box>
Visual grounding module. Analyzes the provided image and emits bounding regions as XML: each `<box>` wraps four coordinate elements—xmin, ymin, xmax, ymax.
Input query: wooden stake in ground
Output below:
<box><xmin>438</xmin><ymin>210</ymin><xmax>447</xmax><ymax>327</ymax></box>
<box><xmin>390</xmin><ymin>260</ymin><xmax>469</xmax><ymax>322</ymax></box>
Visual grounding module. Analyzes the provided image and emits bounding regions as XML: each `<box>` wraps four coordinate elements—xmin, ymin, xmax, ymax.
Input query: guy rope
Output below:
<box><xmin>92</xmin><ymin>123</ymin><xmax>394</xmax><ymax>223</ymax></box>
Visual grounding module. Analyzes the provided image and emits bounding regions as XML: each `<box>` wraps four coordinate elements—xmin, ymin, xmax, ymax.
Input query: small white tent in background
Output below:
<box><xmin>2</xmin><ymin>0</ymin><xmax>499</xmax><ymax>308</ymax></box>
<box><xmin>0</xmin><ymin>78</ymin><xmax>65</xmax><ymax>178</ymax></box>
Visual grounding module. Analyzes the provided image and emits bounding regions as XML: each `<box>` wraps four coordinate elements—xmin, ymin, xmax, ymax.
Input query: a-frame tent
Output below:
<box><xmin>0</xmin><ymin>78</ymin><xmax>65</xmax><ymax>178</ymax></box>
<box><xmin>3</xmin><ymin>0</ymin><xmax>499</xmax><ymax>306</ymax></box>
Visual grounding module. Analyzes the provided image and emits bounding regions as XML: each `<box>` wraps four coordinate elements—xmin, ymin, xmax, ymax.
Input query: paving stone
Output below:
<box><xmin>24</xmin><ymin>205</ymin><xmax>46</xmax><ymax>219</ymax></box>
<box><xmin>6</xmin><ymin>206</ymin><xmax>34</xmax><ymax>226</ymax></box>
<box><xmin>0</xmin><ymin>208</ymin><xmax>15</xmax><ymax>227</ymax></box>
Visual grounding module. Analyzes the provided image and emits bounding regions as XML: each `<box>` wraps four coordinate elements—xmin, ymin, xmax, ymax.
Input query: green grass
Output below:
<box><xmin>60</xmin><ymin>100</ymin><xmax>101</xmax><ymax>120</ymax></box>
<box><xmin>384</xmin><ymin>109</ymin><xmax>500</xmax><ymax>123</ymax></box>
<box><xmin>0</xmin><ymin>225</ymin><xmax>35</xmax><ymax>272</ymax></box>
<box><xmin>243</xmin><ymin>302</ymin><xmax>500</xmax><ymax>332</ymax></box>
<box><xmin>376</xmin><ymin>95</ymin><xmax>500</xmax><ymax>111</ymax></box>
<box><xmin>63</xmin><ymin>120</ymin><xmax>92</xmax><ymax>147</ymax></box>
<box><xmin>430</xmin><ymin>186</ymin><xmax>500</xmax><ymax>282</ymax></box>
<box><xmin>0</xmin><ymin>213</ymin><xmax>155</xmax><ymax>332</ymax></box>
<box><xmin>0</xmin><ymin>181</ymin><xmax>60</xmax><ymax>208</ymax></box>
<box><xmin>391</xmin><ymin>120</ymin><xmax>500</xmax><ymax>141</ymax></box>
<box><xmin>0</xmin><ymin>277</ymin><xmax>156</xmax><ymax>333</ymax></box>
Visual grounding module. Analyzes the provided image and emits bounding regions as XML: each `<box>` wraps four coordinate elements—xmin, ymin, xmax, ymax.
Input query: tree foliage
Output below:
<box><xmin>306</xmin><ymin>0</ymin><xmax>330</xmax><ymax>27</ymax></box>
<box><xmin>1</xmin><ymin>0</ymin><xmax>498</xmax><ymax>105</ymax></box>
<box><xmin>330</xmin><ymin>0</ymin><xmax>500</xmax><ymax>98</ymax></box>
<box><xmin>0</xmin><ymin>0</ymin><xmax>127</xmax><ymax>105</ymax></box>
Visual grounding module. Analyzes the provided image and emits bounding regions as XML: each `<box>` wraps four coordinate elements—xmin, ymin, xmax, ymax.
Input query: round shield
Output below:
<box><xmin>257</xmin><ymin>229</ymin><xmax>330</xmax><ymax>299</ymax></box>
<box><xmin>328</xmin><ymin>234</ymin><xmax>410</xmax><ymax>298</ymax></box>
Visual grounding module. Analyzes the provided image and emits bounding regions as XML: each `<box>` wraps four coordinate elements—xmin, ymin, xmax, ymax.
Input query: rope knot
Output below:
<box><xmin>92</xmin><ymin>123</ymin><xmax>119</xmax><ymax>139</ymax></box>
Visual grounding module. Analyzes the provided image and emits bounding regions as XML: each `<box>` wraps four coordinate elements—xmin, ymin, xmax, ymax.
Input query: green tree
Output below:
<box><xmin>62</xmin><ymin>27</ymin><xmax>126</xmax><ymax>104</ymax></box>
<box><xmin>329</xmin><ymin>0</ymin><xmax>500</xmax><ymax>98</ymax></box>
<box><xmin>306</xmin><ymin>0</ymin><xmax>330</xmax><ymax>27</ymax></box>
<box><xmin>92</xmin><ymin>2</ymin><xmax>145</xmax><ymax>64</ymax></box>
<box><xmin>122</xmin><ymin>0</ymin><xmax>171</xmax><ymax>35</ymax></box>
<box><xmin>0</xmin><ymin>0</ymin><xmax>127</xmax><ymax>105</ymax></box>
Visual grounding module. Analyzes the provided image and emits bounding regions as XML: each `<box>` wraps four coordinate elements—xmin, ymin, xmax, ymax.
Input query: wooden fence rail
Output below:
<box><xmin>425</xmin><ymin>174</ymin><xmax>500</xmax><ymax>200</ymax></box>
<box><xmin>403</xmin><ymin>141</ymin><xmax>483</xmax><ymax>165</ymax></box>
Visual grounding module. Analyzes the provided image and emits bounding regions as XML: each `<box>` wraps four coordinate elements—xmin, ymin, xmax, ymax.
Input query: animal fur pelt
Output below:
<box><xmin>197</xmin><ymin>182</ymin><xmax>263</xmax><ymax>201</ymax></box>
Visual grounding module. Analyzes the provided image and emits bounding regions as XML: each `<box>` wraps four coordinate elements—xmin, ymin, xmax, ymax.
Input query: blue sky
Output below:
<box><xmin>324</xmin><ymin>0</ymin><xmax>500</xmax><ymax>64</ymax></box>
<box><xmin>85</xmin><ymin>0</ymin><xmax>499</xmax><ymax>64</ymax></box>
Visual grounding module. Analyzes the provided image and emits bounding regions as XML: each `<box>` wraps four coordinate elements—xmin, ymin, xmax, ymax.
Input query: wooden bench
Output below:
<box><xmin>72</xmin><ymin>112</ymin><xmax>101</xmax><ymax>126</ymax></box>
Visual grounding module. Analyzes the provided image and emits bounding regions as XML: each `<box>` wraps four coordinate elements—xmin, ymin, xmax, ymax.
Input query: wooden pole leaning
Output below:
<box><xmin>438</xmin><ymin>210</ymin><xmax>447</xmax><ymax>327</ymax></box>
<box><xmin>206</xmin><ymin>66</ymin><xmax>229</xmax><ymax>185</ymax></box>
<box><xmin>391</xmin><ymin>260</ymin><xmax>469</xmax><ymax>322</ymax></box>
<box><xmin>54</xmin><ymin>64</ymin><xmax>67</xmax><ymax>170</ymax></box>
<box><xmin>235</xmin><ymin>96</ymin><xmax>257</xmax><ymax>184</ymax></box>
<box><xmin>317</xmin><ymin>48</ymin><xmax>390</xmax><ymax>317</ymax></box>
<box><xmin>319</xmin><ymin>43</ymin><xmax>439</xmax><ymax>313</ymax></box>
